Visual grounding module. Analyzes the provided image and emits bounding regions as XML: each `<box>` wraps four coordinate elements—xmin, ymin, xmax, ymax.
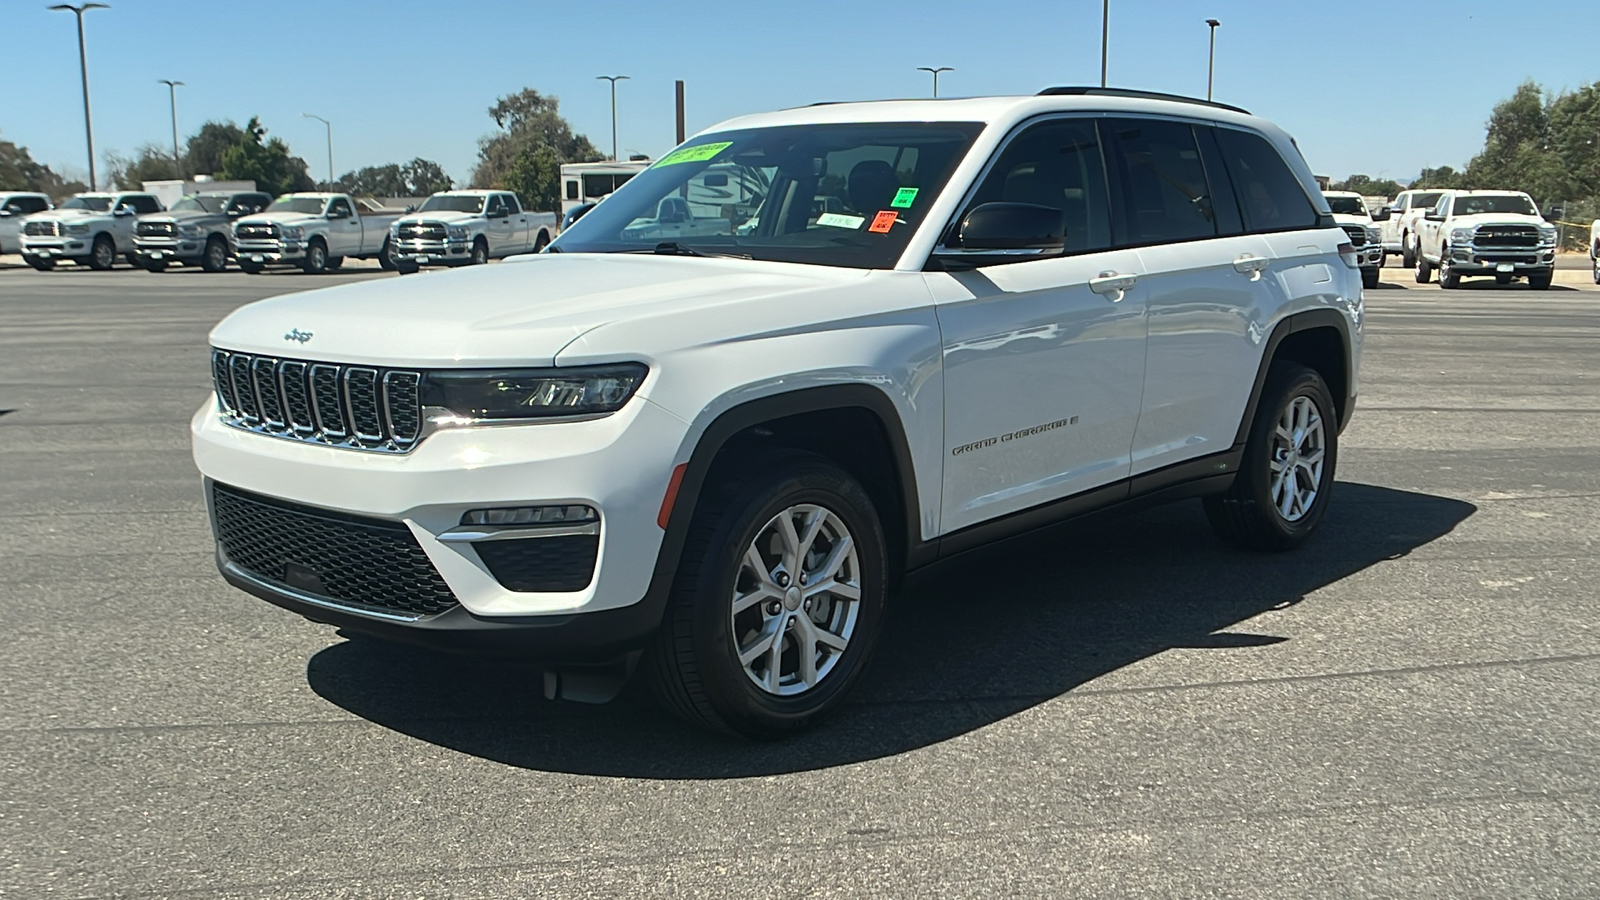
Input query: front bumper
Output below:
<box><xmin>20</xmin><ymin>237</ymin><xmax>89</xmax><ymax>258</ymax></box>
<box><xmin>1356</xmin><ymin>244</ymin><xmax>1383</xmax><ymax>267</ymax></box>
<box><xmin>135</xmin><ymin>235</ymin><xmax>204</xmax><ymax>262</ymax></box>
<box><xmin>1446</xmin><ymin>242</ymin><xmax>1556</xmax><ymax>273</ymax></box>
<box><xmin>392</xmin><ymin>237</ymin><xmax>472</xmax><ymax>265</ymax></box>
<box><xmin>191</xmin><ymin>394</ymin><xmax>689</xmax><ymax>657</ymax></box>
<box><xmin>234</xmin><ymin>239</ymin><xmax>304</xmax><ymax>264</ymax></box>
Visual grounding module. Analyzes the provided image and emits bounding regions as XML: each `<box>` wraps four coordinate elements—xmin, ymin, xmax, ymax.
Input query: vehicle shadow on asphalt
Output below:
<box><xmin>305</xmin><ymin>482</ymin><xmax>1474</xmax><ymax>777</ymax></box>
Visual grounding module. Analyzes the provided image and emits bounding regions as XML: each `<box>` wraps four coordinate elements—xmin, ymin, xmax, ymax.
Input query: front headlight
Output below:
<box><xmin>1539</xmin><ymin>225</ymin><xmax>1558</xmax><ymax>242</ymax></box>
<box><xmin>65</xmin><ymin>223</ymin><xmax>91</xmax><ymax>235</ymax></box>
<box><xmin>446</xmin><ymin>225</ymin><xmax>470</xmax><ymax>240</ymax></box>
<box><xmin>280</xmin><ymin>225</ymin><xmax>304</xmax><ymax>240</ymax></box>
<box><xmin>1365</xmin><ymin>225</ymin><xmax>1381</xmax><ymax>241</ymax></box>
<box><xmin>1451</xmin><ymin>228</ymin><xmax>1474</xmax><ymax>243</ymax></box>
<box><xmin>423</xmin><ymin>364</ymin><xmax>648</xmax><ymax>420</ymax></box>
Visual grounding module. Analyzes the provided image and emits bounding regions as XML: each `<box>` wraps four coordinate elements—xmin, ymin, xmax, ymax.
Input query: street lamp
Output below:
<box><xmin>1206</xmin><ymin>19</ymin><xmax>1221</xmax><ymax>101</ymax></box>
<box><xmin>1101</xmin><ymin>0</ymin><xmax>1110</xmax><ymax>87</ymax></box>
<box><xmin>596</xmin><ymin>75</ymin><xmax>629</xmax><ymax>161</ymax></box>
<box><xmin>48</xmin><ymin>3</ymin><xmax>109</xmax><ymax>189</ymax></box>
<box><xmin>158</xmin><ymin>79</ymin><xmax>184</xmax><ymax>179</ymax></box>
<box><xmin>301</xmin><ymin>113</ymin><xmax>332</xmax><ymax>190</ymax></box>
<box><xmin>916</xmin><ymin>66</ymin><xmax>953</xmax><ymax>99</ymax></box>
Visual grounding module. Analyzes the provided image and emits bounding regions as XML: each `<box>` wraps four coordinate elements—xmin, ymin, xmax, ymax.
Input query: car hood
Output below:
<box><xmin>396</xmin><ymin>210</ymin><xmax>480</xmax><ymax>226</ymax></box>
<box><xmin>208</xmin><ymin>252</ymin><xmax>867</xmax><ymax>367</ymax></box>
<box><xmin>28</xmin><ymin>208</ymin><xmax>113</xmax><ymax>223</ymax></box>
<box><xmin>1332</xmin><ymin>213</ymin><xmax>1374</xmax><ymax>227</ymax></box>
<box><xmin>236</xmin><ymin>211</ymin><xmax>321</xmax><ymax>227</ymax></box>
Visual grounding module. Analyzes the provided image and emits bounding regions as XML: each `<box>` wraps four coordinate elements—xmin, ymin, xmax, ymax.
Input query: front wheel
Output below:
<box><xmin>1591</xmin><ymin>253</ymin><xmax>1599</xmax><ymax>285</ymax></box>
<box><xmin>1204</xmin><ymin>362</ymin><xmax>1338</xmax><ymax>552</ymax></box>
<box><xmin>201</xmin><ymin>236</ymin><xmax>228</xmax><ymax>273</ymax></box>
<box><xmin>1401</xmin><ymin>235</ymin><xmax>1416</xmax><ymax>269</ymax></box>
<box><xmin>378</xmin><ymin>237</ymin><xmax>397</xmax><ymax>271</ymax></box>
<box><xmin>1439</xmin><ymin>256</ymin><xmax>1461</xmax><ymax>289</ymax></box>
<box><xmin>1360</xmin><ymin>267</ymin><xmax>1379</xmax><ymax>289</ymax></box>
<box><xmin>644</xmin><ymin>452</ymin><xmax>888</xmax><ymax>738</ymax></box>
<box><xmin>1414</xmin><ymin>252</ymin><xmax>1433</xmax><ymax>284</ymax></box>
<box><xmin>88</xmin><ymin>235</ymin><xmax>116</xmax><ymax>271</ymax></box>
<box><xmin>469</xmin><ymin>238</ymin><xmax>489</xmax><ymax>266</ymax></box>
<box><xmin>238</xmin><ymin>261</ymin><xmax>264</xmax><ymax>275</ymax></box>
<box><xmin>1495</xmin><ymin>272</ymin><xmax>1514</xmax><ymax>285</ymax></box>
<box><xmin>142</xmin><ymin>259</ymin><xmax>167</xmax><ymax>273</ymax></box>
<box><xmin>301</xmin><ymin>239</ymin><xmax>329</xmax><ymax>274</ymax></box>
<box><xmin>1529</xmin><ymin>269</ymin><xmax>1553</xmax><ymax>290</ymax></box>
<box><xmin>24</xmin><ymin>255</ymin><xmax>55</xmax><ymax>271</ymax></box>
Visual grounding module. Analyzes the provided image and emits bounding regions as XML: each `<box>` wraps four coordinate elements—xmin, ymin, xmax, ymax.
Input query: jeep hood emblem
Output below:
<box><xmin>284</xmin><ymin>328</ymin><xmax>313</xmax><ymax>344</ymax></box>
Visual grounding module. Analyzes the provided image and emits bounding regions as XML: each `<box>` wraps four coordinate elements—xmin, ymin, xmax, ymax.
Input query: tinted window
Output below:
<box><xmin>1105</xmin><ymin>119</ymin><xmax>1218</xmax><ymax>244</ymax></box>
<box><xmin>1408</xmin><ymin>191</ymin><xmax>1442</xmax><ymax>210</ymax></box>
<box><xmin>329</xmin><ymin>198</ymin><xmax>352</xmax><ymax>218</ymax></box>
<box><xmin>7</xmin><ymin>196</ymin><xmax>48</xmax><ymax>214</ymax></box>
<box><xmin>565</xmin><ymin>180</ymin><xmax>579</xmax><ymax>200</ymax></box>
<box><xmin>1214</xmin><ymin>128</ymin><xmax>1319</xmax><ymax>232</ymax></box>
<box><xmin>501</xmin><ymin>193</ymin><xmax>522</xmax><ymax>213</ymax></box>
<box><xmin>963</xmin><ymin>118</ymin><xmax>1111</xmax><ymax>253</ymax></box>
<box><xmin>583</xmin><ymin>173</ymin><xmax>632</xmax><ymax>199</ymax></box>
<box><xmin>230</xmin><ymin>194</ymin><xmax>270</xmax><ymax>215</ymax></box>
<box><xmin>486</xmin><ymin>194</ymin><xmax>506</xmax><ymax>216</ymax></box>
<box><xmin>1451</xmin><ymin>194</ymin><xmax>1537</xmax><ymax>216</ymax></box>
<box><xmin>128</xmin><ymin>195</ymin><xmax>162</xmax><ymax>214</ymax></box>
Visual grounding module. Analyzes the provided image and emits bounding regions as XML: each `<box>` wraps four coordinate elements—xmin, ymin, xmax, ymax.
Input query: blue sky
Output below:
<box><xmin>4</xmin><ymin>0</ymin><xmax>1599</xmax><ymax>189</ymax></box>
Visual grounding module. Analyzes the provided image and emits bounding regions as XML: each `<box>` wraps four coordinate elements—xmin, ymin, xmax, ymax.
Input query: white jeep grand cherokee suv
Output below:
<box><xmin>195</xmin><ymin>88</ymin><xmax>1363</xmax><ymax>737</ymax></box>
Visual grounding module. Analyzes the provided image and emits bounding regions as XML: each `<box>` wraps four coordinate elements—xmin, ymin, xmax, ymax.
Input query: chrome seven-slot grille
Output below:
<box><xmin>138</xmin><ymin>221</ymin><xmax>176</xmax><ymax>237</ymax></box>
<box><xmin>396</xmin><ymin>222</ymin><xmax>448</xmax><ymax>241</ymax></box>
<box><xmin>211</xmin><ymin>349</ymin><xmax>422</xmax><ymax>453</ymax></box>
<box><xmin>23</xmin><ymin>221</ymin><xmax>59</xmax><ymax>236</ymax></box>
<box><xmin>1340</xmin><ymin>225</ymin><xmax>1368</xmax><ymax>247</ymax></box>
<box><xmin>1473</xmin><ymin>225</ymin><xmax>1539</xmax><ymax>249</ymax></box>
<box><xmin>235</xmin><ymin>222</ymin><xmax>278</xmax><ymax>241</ymax></box>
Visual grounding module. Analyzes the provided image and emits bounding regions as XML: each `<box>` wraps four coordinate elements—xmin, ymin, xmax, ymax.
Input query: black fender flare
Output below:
<box><xmin>1232</xmin><ymin>308</ymin><xmax>1355</xmax><ymax>447</ymax></box>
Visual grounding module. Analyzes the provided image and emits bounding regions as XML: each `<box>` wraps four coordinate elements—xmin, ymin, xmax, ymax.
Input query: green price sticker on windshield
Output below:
<box><xmin>891</xmin><ymin>186</ymin><xmax>919</xmax><ymax>208</ymax></box>
<box><xmin>655</xmin><ymin>141</ymin><xmax>733</xmax><ymax>167</ymax></box>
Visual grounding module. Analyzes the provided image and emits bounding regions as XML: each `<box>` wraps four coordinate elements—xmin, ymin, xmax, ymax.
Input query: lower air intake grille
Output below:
<box><xmin>212</xmin><ymin>483</ymin><xmax>459</xmax><ymax>618</ymax></box>
<box><xmin>474</xmin><ymin>534</ymin><xmax>600</xmax><ymax>593</ymax></box>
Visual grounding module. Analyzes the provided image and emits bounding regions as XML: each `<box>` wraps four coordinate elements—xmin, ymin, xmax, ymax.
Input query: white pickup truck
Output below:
<box><xmin>1</xmin><ymin>192</ymin><xmax>53</xmax><ymax>256</ymax></box>
<box><xmin>1413</xmin><ymin>190</ymin><xmax>1556</xmax><ymax>289</ymax></box>
<box><xmin>19</xmin><ymin>191</ymin><xmax>164</xmax><ymax>271</ymax></box>
<box><xmin>232</xmin><ymin>193</ymin><xmax>406</xmax><ymax>274</ymax></box>
<box><xmin>388</xmin><ymin>190</ymin><xmax>556</xmax><ymax>273</ymax></box>
<box><xmin>1588</xmin><ymin>218</ymin><xmax>1600</xmax><ymax>284</ymax></box>
<box><xmin>1375</xmin><ymin>188</ymin><xmax>1444</xmax><ymax>268</ymax></box>
<box><xmin>1323</xmin><ymin>191</ymin><xmax>1382</xmax><ymax>288</ymax></box>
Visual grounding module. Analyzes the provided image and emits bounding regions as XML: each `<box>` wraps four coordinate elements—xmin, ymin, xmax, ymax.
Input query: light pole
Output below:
<box><xmin>916</xmin><ymin>66</ymin><xmax>953</xmax><ymax>98</ymax></box>
<box><xmin>49</xmin><ymin>3</ymin><xmax>109</xmax><ymax>189</ymax></box>
<box><xmin>1206</xmin><ymin>19</ymin><xmax>1221</xmax><ymax>101</ymax></box>
<box><xmin>158</xmin><ymin>79</ymin><xmax>184</xmax><ymax>178</ymax></box>
<box><xmin>301</xmin><ymin>113</ymin><xmax>332</xmax><ymax>190</ymax></box>
<box><xmin>596</xmin><ymin>75</ymin><xmax>629</xmax><ymax>161</ymax></box>
<box><xmin>1100</xmin><ymin>0</ymin><xmax>1110</xmax><ymax>87</ymax></box>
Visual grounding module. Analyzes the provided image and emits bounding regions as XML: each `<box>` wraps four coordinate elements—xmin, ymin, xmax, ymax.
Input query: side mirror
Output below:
<box><xmin>0</xmin><ymin>209</ymin><xmax>12</xmax><ymax>218</ymax></box>
<box><xmin>1370</xmin><ymin>207</ymin><xmax>1391</xmax><ymax>222</ymax></box>
<box><xmin>114</xmin><ymin>206</ymin><xmax>135</xmax><ymax>217</ymax></box>
<box><xmin>1424</xmin><ymin>211</ymin><xmax>1445</xmax><ymax>222</ymax></box>
<box><xmin>488</xmin><ymin>208</ymin><xmax>508</xmax><ymax>219</ymax></box>
<box><xmin>956</xmin><ymin>202</ymin><xmax>1065</xmax><ymax>251</ymax></box>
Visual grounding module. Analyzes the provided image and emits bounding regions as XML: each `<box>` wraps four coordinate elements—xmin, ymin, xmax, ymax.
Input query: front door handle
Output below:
<box><xmin>1233</xmin><ymin>254</ymin><xmax>1270</xmax><ymax>278</ymax></box>
<box><xmin>1089</xmin><ymin>270</ymin><xmax>1137</xmax><ymax>301</ymax></box>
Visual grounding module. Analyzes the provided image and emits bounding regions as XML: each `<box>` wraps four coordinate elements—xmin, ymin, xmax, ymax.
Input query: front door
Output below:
<box><xmin>486</xmin><ymin>194</ymin><xmax>515</xmax><ymax>256</ymax></box>
<box><xmin>929</xmin><ymin>117</ymin><xmax>1148</xmax><ymax>533</ymax></box>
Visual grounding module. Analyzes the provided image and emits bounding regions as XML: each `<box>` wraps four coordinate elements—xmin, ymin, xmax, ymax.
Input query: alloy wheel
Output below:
<box><xmin>730</xmin><ymin>503</ymin><xmax>861</xmax><ymax>696</ymax></box>
<box><xmin>1269</xmin><ymin>395</ymin><xmax>1326</xmax><ymax>522</ymax></box>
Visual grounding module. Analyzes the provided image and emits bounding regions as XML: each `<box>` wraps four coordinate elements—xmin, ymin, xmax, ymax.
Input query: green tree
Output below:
<box><xmin>471</xmin><ymin>88</ymin><xmax>602</xmax><ymax>189</ymax></box>
<box><xmin>335</xmin><ymin>158</ymin><xmax>453</xmax><ymax>197</ymax></box>
<box><xmin>0</xmin><ymin>133</ymin><xmax>87</xmax><ymax>196</ymax></box>
<box><xmin>105</xmin><ymin>144</ymin><xmax>180</xmax><ymax>189</ymax></box>
<box><xmin>501</xmin><ymin>144</ymin><xmax>561</xmax><ymax>212</ymax></box>
<box><xmin>1413</xmin><ymin>165</ymin><xmax>1466</xmax><ymax>189</ymax></box>
<box><xmin>185</xmin><ymin>121</ymin><xmax>248</xmax><ymax>176</ymax></box>
<box><xmin>1330</xmin><ymin>174</ymin><xmax>1404</xmax><ymax>197</ymax></box>
<box><xmin>217</xmin><ymin>117</ymin><xmax>315</xmax><ymax>196</ymax></box>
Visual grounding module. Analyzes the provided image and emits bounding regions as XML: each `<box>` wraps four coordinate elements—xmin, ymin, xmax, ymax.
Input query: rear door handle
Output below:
<box><xmin>1233</xmin><ymin>253</ymin><xmax>1270</xmax><ymax>276</ymax></box>
<box><xmin>1089</xmin><ymin>271</ymin><xmax>1137</xmax><ymax>301</ymax></box>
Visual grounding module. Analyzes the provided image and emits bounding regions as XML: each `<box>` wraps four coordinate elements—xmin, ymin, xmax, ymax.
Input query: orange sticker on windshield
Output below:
<box><xmin>869</xmin><ymin>210</ymin><xmax>898</xmax><ymax>233</ymax></box>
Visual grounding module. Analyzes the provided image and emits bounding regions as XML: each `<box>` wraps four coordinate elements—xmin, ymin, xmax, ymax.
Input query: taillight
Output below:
<box><xmin>1336</xmin><ymin>242</ymin><xmax>1360</xmax><ymax>269</ymax></box>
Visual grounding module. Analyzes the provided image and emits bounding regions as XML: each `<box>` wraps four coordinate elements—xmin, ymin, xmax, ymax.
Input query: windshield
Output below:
<box><xmin>171</xmin><ymin>195</ymin><xmax>227</xmax><ymax>214</ymax></box>
<box><xmin>269</xmin><ymin>196</ymin><xmax>327</xmax><ymax>215</ymax></box>
<box><xmin>61</xmin><ymin>196</ymin><xmax>113</xmax><ymax>211</ymax></box>
<box><xmin>418</xmin><ymin>195</ymin><xmax>485</xmax><ymax>214</ymax></box>
<box><xmin>1325</xmin><ymin>196</ymin><xmax>1368</xmax><ymax>216</ymax></box>
<box><xmin>1410</xmin><ymin>191</ymin><xmax>1443</xmax><ymax>209</ymax></box>
<box><xmin>1452</xmin><ymin>194</ymin><xmax>1538</xmax><ymax>217</ymax></box>
<box><xmin>552</xmin><ymin>122</ymin><xmax>985</xmax><ymax>269</ymax></box>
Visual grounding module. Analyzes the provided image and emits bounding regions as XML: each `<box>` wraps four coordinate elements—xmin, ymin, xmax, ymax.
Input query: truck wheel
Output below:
<box><xmin>378</xmin><ymin>237</ymin><xmax>397</xmax><ymax>271</ymax></box>
<box><xmin>1401</xmin><ymin>234</ymin><xmax>1415</xmax><ymax>269</ymax></box>
<box><xmin>533</xmin><ymin>230</ymin><xmax>550</xmax><ymax>252</ymax></box>
<box><xmin>1204</xmin><ymin>362</ymin><xmax>1338</xmax><ymax>552</ymax></box>
<box><xmin>644</xmin><ymin>451</ymin><xmax>889</xmax><ymax>738</ymax></box>
<box><xmin>238</xmin><ymin>261</ymin><xmax>264</xmax><ymax>275</ymax></box>
<box><xmin>470</xmin><ymin>238</ymin><xmax>488</xmax><ymax>266</ymax></box>
<box><xmin>1495</xmin><ymin>272</ymin><xmax>1514</xmax><ymax>285</ymax></box>
<box><xmin>201</xmin><ymin>236</ymin><xmax>228</xmax><ymax>273</ymax></box>
<box><xmin>25</xmin><ymin>255</ymin><xmax>55</xmax><ymax>272</ymax></box>
<box><xmin>1414</xmin><ymin>251</ymin><xmax>1432</xmax><ymax>284</ymax></box>
<box><xmin>325</xmin><ymin>256</ymin><xmax>344</xmax><ymax>271</ymax></box>
<box><xmin>88</xmin><ymin>235</ymin><xmax>116</xmax><ymax>271</ymax></box>
<box><xmin>1592</xmin><ymin>252</ymin><xmax>1599</xmax><ymax>285</ymax></box>
<box><xmin>1439</xmin><ymin>256</ymin><xmax>1460</xmax><ymax>289</ymax></box>
<box><xmin>301</xmin><ymin>239</ymin><xmax>329</xmax><ymax>274</ymax></box>
<box><xmin>1529</xmin><ymin>269</ymin><xmax>1553</xmax><ymax>290</ymax></box>
<box><xmin>1361</xmin><ymin>267</ymin><xmax>1379</xmax><ymax>289</ymax></box>
<box><xmin>142</xmin><ymin>259</ymin><xmax>167</xmax><ymax>273</ymax></box>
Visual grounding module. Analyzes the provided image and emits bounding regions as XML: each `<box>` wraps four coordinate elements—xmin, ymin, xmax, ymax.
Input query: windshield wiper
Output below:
<box><xmin>643</xmin><ymin>241</ymin><xmax>751</xmax><ymax>259</ymax></box>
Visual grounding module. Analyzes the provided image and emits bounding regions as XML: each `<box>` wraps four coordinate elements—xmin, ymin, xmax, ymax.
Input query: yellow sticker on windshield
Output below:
<box><xmin>655</xmin><ymin>142</ymin><xmax>733</xmax><ymax>167</ymax></box>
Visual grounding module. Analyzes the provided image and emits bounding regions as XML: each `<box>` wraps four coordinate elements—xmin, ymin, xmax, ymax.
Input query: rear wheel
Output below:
<box><xmin>88</xmin><ymin>234</ymin><xmax>116</xmax><ymax>271</ymax></box>
<box><xmin>1204</xmin><ymin>362</ymin><xmax>1338</xmax><ymax>552</ymax></box>
<box><xmin>533</xmin><ymin>230</ymin><xmax>550</xmax><ymax>252</ymax></box>
<box><xmin>1529</xmin><ymin>269</ymin><xmax>1553</xmax><ymax>290</ymax></box>
<box><xmin>301</xmin><ymin>239</ymin><xmax>329</xmax><ymax>274</ymax></box>
<box><xmin>1414</xmin><ymin>251</ymin><xmax>1432</xmax><ymax>284</ymax></box>
<box><xmin>24</xmin><ymin>255</ymin><xmax>54</xmax><ymax>271</ymax></box>
<box><xmin>644</xmin><ymin>452</ymin><xmax>888</xmax><ymax>738</ymax></box>
<box><xmin>200</xmin><ymin>236</ymin><xmax>228</xmax><ymax>273</ymax></box>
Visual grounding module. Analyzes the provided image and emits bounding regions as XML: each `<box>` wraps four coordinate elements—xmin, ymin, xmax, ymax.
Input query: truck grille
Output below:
<box><xmin>1473</xmin><ymin>225</ymin><xmax>1539</xmax><ymax>249</ymax></box>
<box><xmin>138</xmin><ymin>221</ymin><xmax>177</xmax><ymax>237</ymax></box>
<box><xmin>235</xmin><ymin>223</ymin><xmax>279</xmax><ymax>241</ymax></box>
<box><xmin>212</xmin><ymin>482</ymin><xmax>459</xmax><ymax>619</ymax></box>
<box><xmin>23</xmin><ymin>221</ymin><xmax>59</xmax><ymax>236</ymax></box>
<box><xmin>396</xmin><ymin>222</ymin><xmax>448</xmax><ymax>241</ymax></box>
<box><xmin>210</xmin><ymin>348</ymin><xmax>423</xmax><ymax>453</ymax></box>
<box><xmin>1340</xmin><ymin>225</ymin><xmax>1368</xmax><ymax>247</ymax></box>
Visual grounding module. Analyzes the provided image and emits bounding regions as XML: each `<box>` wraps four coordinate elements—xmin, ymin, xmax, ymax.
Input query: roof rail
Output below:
<box><xmin>1036</xmin><ymin>86</ymin><xmax>1250</xmax><ymax>116</ymax></box>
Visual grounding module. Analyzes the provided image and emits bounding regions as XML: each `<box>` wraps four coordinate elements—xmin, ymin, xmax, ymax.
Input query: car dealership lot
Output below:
<box><xmin>2</xmin><ymin>268</ymin><xmax>1598</xmax><ymax>897</ymax></box>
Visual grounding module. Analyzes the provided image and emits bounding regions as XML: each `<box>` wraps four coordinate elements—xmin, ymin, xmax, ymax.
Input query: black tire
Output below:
<box><xmin>201</xmin><ymin>236</ymin><xmax>228</xmax><ymax>273</ymax></box>
<box><xmin>1204</xmin><ymin>362</ymin><xmax>1338</xmax><ymax>552</ymax></box>
<box><xmin>470</xmin><ymin>238</ymin><xmax>488</xmax><ymax>266</ymax></box>
<box><xmin>1414</xmin><ymin>251</ymin><xmax>1432</xmax><ymax>284</ymax></box>
<box><xmin>239</xmin><ymin>261</ymin><xmax>264</xmax><ymax>275</ymax></box>
<box><xmin>378</xmin><ymin>237</ymin><xmax>397</xmax><ymax>271</ymax></box>
<box><xmin>1401</xmin><ymin>234</ymin><xmax>1416</xmax><ymax>269</ymax></box>
<box><xmin>1592</xmin><ymin>251</ymin><xmax>1599</xmax><ymax>285</ymax></box>
<box><xmin>533</xmin><ymin>230</ymin><xmax>550</xmax><ymax>252</ymax></box>
<box><xmin>1439</xmin><ymin>255</ymin><xmax>1460</xmax><ymax>289</ymax></box>
<box><xmin>643</xmin><ymin>451</ymin><xmax>889</xmax><ymax>739</ymax></box>
<box><xmin>1360</xmin><ymin>267</ymin><xmax>1379</xmax><ymax>289</ymax></box>
<box><xmin>1495</xmin><ymin>272</ymin><xmax>1514</xmax><ymax>285</ymax></box>
<box><xmin>24</xmin><ymin>255</ymin><xmax>55</xmax><ymax>271</ymax></box>
<box><xmin>326</xmin><ymin>255</ymin><xmax>344</xmax><ymax>271</ymax></box>
<box><xmin>396</xmin><ymin>260</ymin><xmax>420</xmax><ymax>275</ymax></box>
<box><xmin>1529</xmin><ymin>269</ymin><xmax>1553</xmax><ymax>290</ymax></box>
<box><xmin>142</xmin><ymin>259</ymin><xmax>167</xmax><ymax>273</ymax></box>
<box><xmin>123</xmin><ymin>253</ymin><xmax>139</xmax><ymax>267</ymax></box>
<box><xmin>87</xmin><ymin>234</ymin><xmax>116</xmax><ymax>271</ymax></box>
<box><xmin>301</xmin><ymin>239</ymin><xmax>329</xmax><ymax>274</ymax></box>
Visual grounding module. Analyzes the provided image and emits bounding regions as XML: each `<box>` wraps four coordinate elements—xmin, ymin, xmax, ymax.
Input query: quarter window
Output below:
<box><xmin>1212</xmin><ymin>128</ymin><xmax>1319</xmax><ymax>232</ymax></box>
<box><xmin>1104</xmin><ymin>119</ymin><xmax>1218</xmax><ymax>244</ymax></box>
<box><xmin>962</xmin><ymin>118</ymin><xmax>1112</xmax><ymax>253</ymax></box>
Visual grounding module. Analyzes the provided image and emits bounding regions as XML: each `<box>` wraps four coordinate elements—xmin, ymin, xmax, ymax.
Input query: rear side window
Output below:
<box><xmin>1213</xmin><ymin>129</ymin><xmax>1319</xmax><ymax>232</ymax></box>
<box><xmin>963</xmin><ymin>118</ymin><xmax>1112</xmax><ymax>253</ymax></box>
<box><xmin>1103</xmin><ymin>119</ymin><xmax>1217</xmax><ymax>245</ymax></box>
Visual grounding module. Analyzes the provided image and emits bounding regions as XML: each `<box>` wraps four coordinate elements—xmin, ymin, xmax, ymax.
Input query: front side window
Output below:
<box><xmin>960</xmin><ymin>118</ymin><xmax>1111</xmax><ymax>253</ymax></box>
<box><xmin>1105</xmin><ymin>118</ymin><xmax>1217</xmax><ymax>244</ymax></box>
<box><xmin>554</xmin><ymin>122</ymin><xmax>983</xmax><ymax>269</ymax></box>
<box><xmin>329</xmin><ymin>198</ymin><xmax>352</xmax><ymax>218</ymax></box>
<box><xmin>1212</xmin><ymin>128</ymin><xmax>1318</xmax><ymax>233</ymax></box>
<box><xmin>486</xmin><ymin>195</ymin><xmax>507</xmax><ymax>217</ymax></box>
<box><xmin>1452</xmin><ymin>194</ymin><xmax>1538</xmax><ymax>216</ymax></box>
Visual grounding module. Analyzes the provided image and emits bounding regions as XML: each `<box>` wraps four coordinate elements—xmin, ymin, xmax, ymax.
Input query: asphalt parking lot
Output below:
<box><xmin>2</xmin><ymin>262</ymin><xmax>1598</xmax><ymax>898</ymax></box>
